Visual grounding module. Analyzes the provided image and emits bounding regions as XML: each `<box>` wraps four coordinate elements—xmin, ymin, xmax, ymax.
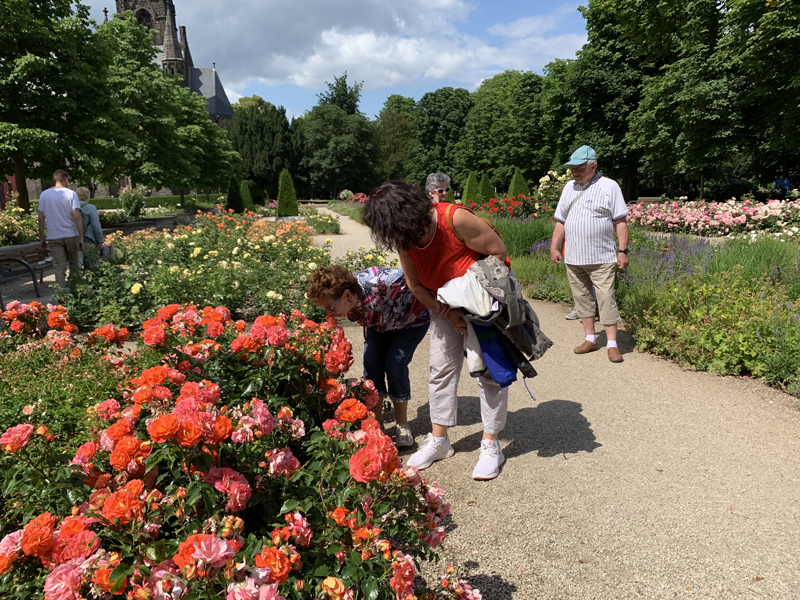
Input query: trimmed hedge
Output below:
<box><xmin>85</xmin><ymin>194</ymin><xmax>223</xmax><ymax>210</ymax></box>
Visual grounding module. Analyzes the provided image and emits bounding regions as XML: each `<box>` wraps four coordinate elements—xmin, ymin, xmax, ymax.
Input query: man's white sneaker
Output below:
<box><xmin>472</xmin><ymin>439</ymin><xmax>505</xmax><ymax>480</ymax></box>
<box><xmin>395</xmin><ymin>424</ymin><xmax>414</xmax><ymax>450</ymax></box>
<box><xmin>406</xmin><ymin>434</ymin><xmax>454</xmax><ymax>470</ymax></box>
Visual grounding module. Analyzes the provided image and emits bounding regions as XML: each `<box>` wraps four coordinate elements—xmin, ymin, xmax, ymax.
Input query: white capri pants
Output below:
<box><xmin>428</xmin><ymin>313</ymin><xmax>509</xmax><ymax>435</ymax></box>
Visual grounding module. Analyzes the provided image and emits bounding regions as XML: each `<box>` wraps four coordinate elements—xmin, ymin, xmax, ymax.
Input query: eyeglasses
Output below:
<box><xmin>432</xmin><ymin>187</ymin><xmax>450</xmax><ymax>195</ymax></box>
<box><xmin>329</xmin><ymin>294</ymin><xmax>344</xmax><ymax>311</ymax></box>
<box><xmin>571</xmin><ymin>163</ymin><xmax>592</xmax><ymax>171</ymax></box>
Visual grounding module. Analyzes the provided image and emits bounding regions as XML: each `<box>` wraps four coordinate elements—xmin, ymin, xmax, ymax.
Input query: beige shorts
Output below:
<box><xmin>566</xmin><ymin>263</ymin><xmax>620</xmax><ymax>325</ymax></box>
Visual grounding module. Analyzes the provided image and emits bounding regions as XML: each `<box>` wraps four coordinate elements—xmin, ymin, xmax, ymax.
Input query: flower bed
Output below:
<box><xmin>627</xmin><ymin>193</ymin><xmax>800</xmax><ymax>237</ymax></box>
<box><xmin>61</xmin><ymin>210</ymin><xmax>332</xmax><ymax>329</ymax></box>
<box><xmin>0</xmin><ymin>301</ymin><xmax>477</xmax><ymax>599</ymax></box>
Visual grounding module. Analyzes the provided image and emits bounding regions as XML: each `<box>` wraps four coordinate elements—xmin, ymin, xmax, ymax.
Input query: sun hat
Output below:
<box><xmin>565</xmin><ymin>145</ymin><xmax>597</xmax><ymax>165</ymax></box>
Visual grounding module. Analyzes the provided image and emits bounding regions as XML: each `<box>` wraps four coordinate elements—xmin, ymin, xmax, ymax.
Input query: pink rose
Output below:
<box><xmin>424</xmin><ymin>526</ymin><xmax>446</xmax><ymax>548</ymax></box>
<box><xmin>231</xmin><ymin>428</ymin><xmax>254</xmax><ymax>443</ymax></box>
<box><xmin>266</xmin><ymin>325</ymin><xmax>289</xmax><ymax>347</ymax></box>
<box><xmin>225</xmin><ymin>481</ymin><xmax>252</xmax><ymax>513</ymax></box>
<box><xmin>95</xmin><ymin>399</ymin><xmax>120</xmax><ymax>421</ymax></box>
<box><xmin>258</xmin><ymin>583</ymin><xmax>287</xmax><ymax>600</ymax></box>
<box><xmin>43</xmin><ymin>558</ymin><xmax>83</xmax><ymax>600</ymax></box>
<box><xmin>0</xmin><ymin>530</ymin><xmax>23</xmax><ymax>556</ymax></box>
<box><xmin>192</xmin><ymin>536</ymin><xmax>235</xmax><ymax>569</ymax></box>
<box><xmin>349</xmin><ymin>448</ymin><xmax>383</xmax><ymax>483</ymax></box>
<box><xmin>0</xmin><ymin>424</ymin><xmax>34</xmax><ymax>453</ymax></box>
<box><xmin>227</xmin><ymin>578</ymin><xmax>259</xmax><ymax>600</ymax></box>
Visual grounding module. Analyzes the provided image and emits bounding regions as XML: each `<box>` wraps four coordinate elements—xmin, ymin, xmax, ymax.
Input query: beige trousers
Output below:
<box><xmin>566</xmin><ymin>262</ymin><xmax>620</xmax><ymax>324</ymax></box>
<box><xmin>48</xmin><ymin>236</ymin><xmax>80</xmax><ymax>288</ymax></box>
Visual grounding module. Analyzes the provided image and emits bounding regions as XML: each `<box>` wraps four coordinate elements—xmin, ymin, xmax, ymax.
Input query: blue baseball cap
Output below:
<box><xmin>565</xmin><ymin>145</ymin><xmax>597</xmax><ymax>165</ymax></box>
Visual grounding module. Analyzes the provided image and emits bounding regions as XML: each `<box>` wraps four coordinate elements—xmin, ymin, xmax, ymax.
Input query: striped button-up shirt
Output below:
<box><xmin>554</xmin><ymin>174</ymin><xmax>628</xmax><ymax>265</ymax></box>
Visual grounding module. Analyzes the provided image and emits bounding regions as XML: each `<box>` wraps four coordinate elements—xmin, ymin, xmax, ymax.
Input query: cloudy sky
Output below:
<box><xmin>83</xmin><ymin>0</ymin><xmax>588</xmax><ymax>119</ymax></box>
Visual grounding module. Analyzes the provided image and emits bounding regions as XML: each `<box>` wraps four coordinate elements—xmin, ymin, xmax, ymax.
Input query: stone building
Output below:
<box><xmin>115</xmin><ymin>0</ymin><xmax>234</xmax><ymax>126</ymax></box>
<box><xmin>18</xmin><ymin>0</ymin><xmax>234</xmax><ymax>201</ymax></box>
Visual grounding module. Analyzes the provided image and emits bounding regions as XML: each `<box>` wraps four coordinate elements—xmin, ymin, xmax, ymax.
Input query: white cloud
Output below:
<box><xmin>89</xmin><ymin>0</ymin><xmax>586</xmax><ymax>101</ymax></box>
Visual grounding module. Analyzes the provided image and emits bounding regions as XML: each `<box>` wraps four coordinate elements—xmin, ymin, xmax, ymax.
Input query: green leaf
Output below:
<box><xmin>279</xmin><ymin>499</ymin><xmax>300</xmax><ymax>515</ymax></box>
<box><xmin>362</xmin><ymin>576</ymin><xmax>379</xmax><ymax>600</ymax></box>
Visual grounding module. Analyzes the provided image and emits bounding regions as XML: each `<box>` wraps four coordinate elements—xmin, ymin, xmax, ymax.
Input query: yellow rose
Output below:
<box><xmin>321</xmin><ymin>576</ymin><xmax>346</xmax><ymax>600</ymax></box>
<box><xmin>130</xmin><ymin>283</ymin><xmax>142</xmax><ymax>294</ymax></box>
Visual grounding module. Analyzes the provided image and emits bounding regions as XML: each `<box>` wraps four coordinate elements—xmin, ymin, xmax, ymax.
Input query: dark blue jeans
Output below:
<box><xmin>363</xmin><ymin>323</ymin><xmax>430</xmax><ymax>402</ymax></box>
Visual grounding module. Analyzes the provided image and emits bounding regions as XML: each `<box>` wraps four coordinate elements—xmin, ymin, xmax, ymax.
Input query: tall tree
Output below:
<box><xmin>454</xmin><ymin>70</ymin><xmax>548</xmax><ymax>192</ymax></box>
<box><xmin>0</xmin><ymin>0</ymin><xmax>110</xmax><ymax>210</ymax></box>
<box><xmin>721</xmin><ymin>0</ymin><xmax>800</xmax><ymax>178</ymax></box>
<box><xmin>317</xmin><ymin>71</ymin><xmax>363</xmax><ymax>116</ymax></box>
<box><xmin>301</xmin><ymin>104</ymin><xmax>380</xmax><ymax>198</ymax></box>
<box><xmin>405</xmin><ymin>87</ymin><xmax>473</xmax><ymax>185</ymax></box>
<box><xmin>227</xmin><ymin>97</ymin><xmax>292</xmax><ymax>198</ymax></box>
<box><xmin>382</xmin><ymin>95</ymin><xmax>416</xmax><ymax>117</ymax></box>
<box><xmin>375</xmin><ymin>108</ymin><xmax>414</xmax><ymax>181</ymax></box>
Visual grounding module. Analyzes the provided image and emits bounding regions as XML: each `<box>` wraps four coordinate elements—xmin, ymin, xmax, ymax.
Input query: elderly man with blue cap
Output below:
<box><xmin>549</xmin><ymin>145</ymin><xmax>629</xmax><ymax>363</ymax></box>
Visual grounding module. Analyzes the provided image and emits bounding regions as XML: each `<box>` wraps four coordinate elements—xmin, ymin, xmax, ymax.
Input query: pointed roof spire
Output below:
<box><xmin>162</xmin><ymin>3</ymin><xmax>183</xmax><ymax>62</ymax></box>
<box><xmin>103</xmin><ymin>7</ymin><xmax>109</xmax><ymax>22</ymax></box>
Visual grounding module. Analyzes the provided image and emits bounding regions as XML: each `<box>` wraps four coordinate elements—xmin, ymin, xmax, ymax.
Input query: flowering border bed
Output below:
<box><xmin>0</xmin><ymin>301</ymin><xmax>480</xmax><ymax>600</ymax></box>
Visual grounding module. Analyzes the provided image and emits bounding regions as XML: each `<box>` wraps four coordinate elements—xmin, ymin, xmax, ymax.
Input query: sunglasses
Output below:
<box><xmin>432</xmin><ymin>187</ymin><xmax>450</xmax><ymax>195</ymax></box>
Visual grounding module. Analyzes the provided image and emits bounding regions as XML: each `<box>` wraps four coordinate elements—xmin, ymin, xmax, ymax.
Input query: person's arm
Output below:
<box><xmin>399</xmin><ymin>250</ymin><xmax>443</xmax><ymax>314</ymax></box>
<box><xmin>615</xmin><ymin>217</ymin><xmax>629</xmax><ymax>269</ymax></box>
<box><xmin>89</xmin><ymin>207</ymin><xmax>104</xmax><ymax>246</ymax></box>
<box><xmin>38</xmin><ymin>212</ymin><xmax>47</xmax><ymax>249</ymax></box>
<box><xmin>71</xmin><ymin>209</ymin><xmax>84</xmax><ymax>251</ymax></box>
<box><xmin>451</xmin><ymin>209</ymin><xmax>507</xmax><ymax>261</ymax></box>
<box><xmin>550</xmin><ymin>221</ymin><xmax>566</xmax><ymax>264</ymax></box>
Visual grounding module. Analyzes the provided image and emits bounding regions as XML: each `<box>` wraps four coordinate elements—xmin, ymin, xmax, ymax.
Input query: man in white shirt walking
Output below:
<box><xmin>549</xmin><ymin>146</ymin><xmax>629</xmax><ymax>363</ymax></box>
<box><xmin>37</xmin><ymin>169</ymin><xmax>83</xmax><ymax>288</ymax></box>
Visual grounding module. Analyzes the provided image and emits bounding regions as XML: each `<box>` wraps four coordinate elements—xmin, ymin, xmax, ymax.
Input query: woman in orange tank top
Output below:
<box><xmin>363</xmin><ymin>179</ymin><xmax>511</xmax><ymax>481</ymax></box>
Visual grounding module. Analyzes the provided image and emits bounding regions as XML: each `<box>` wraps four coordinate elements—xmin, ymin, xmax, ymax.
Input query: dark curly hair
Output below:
<box><xmin>306</xmin><ymin>264</ymin><xmax>359</xmax><ymax>305</ymax></box>
<box><xmin>363</xmin><ymin>180</ymin><xmax>433</xmax><ymax>252</ymax></box>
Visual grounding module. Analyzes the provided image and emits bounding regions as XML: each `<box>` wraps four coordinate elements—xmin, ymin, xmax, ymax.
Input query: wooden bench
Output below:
<box><xmin>0</xmin><ymin>242</ymin><xmax>51</xmax><ymax>311</ymax></box>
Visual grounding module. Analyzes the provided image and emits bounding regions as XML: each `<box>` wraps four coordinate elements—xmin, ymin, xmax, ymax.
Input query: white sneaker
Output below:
<box><xmin>406</xmin><ymin>433</ymin><xmax>454</xmax><ymax>470</ymax></box>
<box><xmin>472</xmin><ymin>439</ymin><xmax>505</xmax><ymax>480</ymax></box>
<box><xmin>395</xmin><ymin>424</ymin><xmax>414</xmax><ymax>450</ymax></box>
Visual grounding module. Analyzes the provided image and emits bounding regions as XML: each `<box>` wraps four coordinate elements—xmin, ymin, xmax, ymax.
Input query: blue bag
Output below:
<box><xmin>472</xmin><ymin>324</ymin><xmax>517</xmax><ymax>388</ymax></box>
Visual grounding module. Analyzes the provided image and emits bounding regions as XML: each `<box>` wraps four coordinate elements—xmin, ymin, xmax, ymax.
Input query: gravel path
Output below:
<box><xmin>322</xmin><ymin>208</ymin><xmax>800</xmax><ymax>600</ymax></box>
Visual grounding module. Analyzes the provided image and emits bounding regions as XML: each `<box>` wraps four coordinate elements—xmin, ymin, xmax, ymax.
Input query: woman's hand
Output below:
<box><xmin>447</xmin><ymin>308</ymin><xmax>467</xmax><ymax>334</ymax></box>
<box><xmin>434</xmin><ymin>299</ymin><xmax>451</xmax><ymax>319</ymax></box>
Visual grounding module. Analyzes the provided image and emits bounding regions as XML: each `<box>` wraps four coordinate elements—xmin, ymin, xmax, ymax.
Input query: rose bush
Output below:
<box><xmin>627</xmin><ymin>192</ymin><xmax>800</xmax><ymax>237</ymax></box>
<box><xmin>0</xmin><ymin>302</ymin><xmax>476</xmax><ymax>600</ymax></box>
<box><xmin>60</xmin><ymin>210</ymin><xmax>332</xmax><ymax>328</ymax></box>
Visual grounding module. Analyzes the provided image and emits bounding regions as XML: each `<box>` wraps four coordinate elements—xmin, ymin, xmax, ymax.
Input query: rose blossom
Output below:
<box><xmin>192</xmin><ymin>536</ymin><xmax>235</xmax><ymax>569</ymax></box>
<box><xmin>43</xmin><ymin>558</ymin><xmax>83</xmax><ymax>600</ymax></box>
<box><xmin>0</xmin><ymin>423</ymin><xmax>34</xmax><ymax>453</ymax></box>
<box><xmin>349</xmin><ymin>448</ymin><xmax>383</xmax><ymax>483</ymax></box>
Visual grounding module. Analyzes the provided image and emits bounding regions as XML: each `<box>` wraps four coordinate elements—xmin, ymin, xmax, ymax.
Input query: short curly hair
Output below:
<box><xmin>306</xmin><ymin>264</ymin><xmax>359</xmax><ymax>305</ymax></box>
<box><xmin>363</xmin><ymin>180</ymin><xmax>433</xmax><ymax>252</ymax></box>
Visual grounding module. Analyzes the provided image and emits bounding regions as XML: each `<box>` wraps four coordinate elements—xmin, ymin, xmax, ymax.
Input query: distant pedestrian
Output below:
<box><xmin>549</xmin><ymin>146</ymin><xmax>629</xmax><ymax>363</ymax></box>
<box><xmin>426</xmin><ymin>173</ymin><xmax>451</xmax><ymax>204</ymax></box>
<box><xmin>37</xmin><ymin>170</ymin><xmax>83</xmax><ymax>288</ymax></box>
<box><xmin>76</xmin><ymin>187</ymin><xmax>104</xmax><ymax>271</ymax></box>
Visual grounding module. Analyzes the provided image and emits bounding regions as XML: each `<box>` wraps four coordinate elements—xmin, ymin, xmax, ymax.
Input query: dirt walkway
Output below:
<box><xmin>324</xmin><ymin>210</ymin><xmax>800</xmax><ymax>600</ymax></box>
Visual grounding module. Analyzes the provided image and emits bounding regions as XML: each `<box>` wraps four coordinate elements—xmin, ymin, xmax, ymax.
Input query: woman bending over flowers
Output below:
<box><xmin>307</xmin><ymin>264</ymin><xmax>429</xmax><ymax>449</ymax></box>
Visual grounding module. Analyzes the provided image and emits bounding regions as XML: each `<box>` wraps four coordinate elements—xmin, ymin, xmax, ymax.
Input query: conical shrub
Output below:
<box><xmin>461</xmin><ymin>172</ymin><xmax>480</xmax><ymax>205</ymax></box>
<box><xmin>479</xmin><ymin>173</ymin><xmax>493</xmax><ymax>203</ymax></box>
<box><xmin>240</xmin><ymin>180</ymin><xmax>255</xmax><ymax>211</ymax></box>
<box><xmin>508</xmin><ymin>167</ymin><xmax>531</xmax><ymax>198</ymax></box>
<box><xmin>226</xmin><ymin>176</ymin><xmax>243</xmax><ymax>214</ymax></box>
<box><xmin>444</xmin><ymin>188</ymin><xmax>455</xmax><ymax>204</ymax></box>
<box><xmin>277</xmin><ymin>169</ymin><xmax>299</xmax><ymax>217</ymax></box>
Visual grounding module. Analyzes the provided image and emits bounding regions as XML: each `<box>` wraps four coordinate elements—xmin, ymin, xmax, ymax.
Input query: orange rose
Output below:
<box><xmin>349</xmin><ymin>448</ymin><xmax>383</xmax><ymax>483</ymax></box>
<box><xmin>141</xmin><ymin>365</ymin><xmax>169</xmax><ymax>386</ymax></box>
<box><xmin>173</xmin><ymin>533</ymin><xmax>211</xmax><ymax>570</ymax></box>
<box><xmin>0</xmin><ymin>556</ymin><xmax>13</xmax><ymax>575</ymax></box>
<box><xmin>148</xmin><ymin>414</ymin><xmax>179</xmax><ymax>443</ymax></box>
<box><xmin>102</xmin><ymin>490</ymin><xmax>144</xmax><ymax>525</ymax></box>
<box><xmin>92</xmin><ymin>567</ymin><xmax>126</xmax><ymax>595</ymax></box>
<box><xmin>125</xmin><ymin>479</ymin><xmax>145</xmax><ymax>496</ymax></box>
<box><xmin>106</xmin><ymin>419</ymin><xmax>132</xmax><ymax>441</ymax></box>
<box><xmin>321</xmin><ymin>576</ymin><xmax>347</xmax><ymax>600</ymax></box>
<box><xmin>174</xmin><ymin>418</ymin><xmax>203</xmax><ymax>447</ymax></box>
<box><xmin>334</xmin><ymin>398</ymin><xmax>367</xmax><ymax>423</ymax></box>
<box><xmin>328</xmin><ymin>506</ymin><xmax>348</xmax><ymax>527</ymax></box>
<box><xmin>132</xmin><ymin>387</ymin><xmax>153</xmax><ymax>404</ymax></box>
<box><xmin>254</xmin><ymin>546</ymin><xmax>291</xmax><ymax>584</ymax></box>
<box><xmin>210</xmin><ymin>415</ymin><xmax>232</xmax><ymax>444</ymax></box>
<box><xmin>21</xmin><ymin>514</ymin><xmax>56</xmax><ymax>557</ymax></box>
<box><xmin>142</xmin><ymin>326</ymin><xmax>166</xmax><ymax>347</ymax></box>
<box><xmin>58</xmin><ymin>516</ymin><xmax>89</xmax><ymax>539</ymax></box>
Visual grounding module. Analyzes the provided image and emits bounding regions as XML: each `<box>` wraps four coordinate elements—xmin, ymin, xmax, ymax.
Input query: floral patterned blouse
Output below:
<box><xmin>347</xmin><ymin>267</ymin><xmax>430</xmax><ymax>332</ymax></box>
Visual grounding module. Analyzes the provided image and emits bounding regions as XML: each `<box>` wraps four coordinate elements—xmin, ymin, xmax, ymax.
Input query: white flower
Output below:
<box><xmin>266</xmin><ymin>290</ymin><xmax>277</xmax><ymax>299</ymax></box>
<box><xmin>308</xmin><ymin>262</ymin><xmax>317</xmax><ymax>270</ymax></box>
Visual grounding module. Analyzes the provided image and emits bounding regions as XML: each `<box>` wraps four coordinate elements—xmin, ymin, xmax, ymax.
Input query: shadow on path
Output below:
<box><xmin>410</xmin><ymin>399</ymin><xmax>601</xmax><ymax>459</ymax></box>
